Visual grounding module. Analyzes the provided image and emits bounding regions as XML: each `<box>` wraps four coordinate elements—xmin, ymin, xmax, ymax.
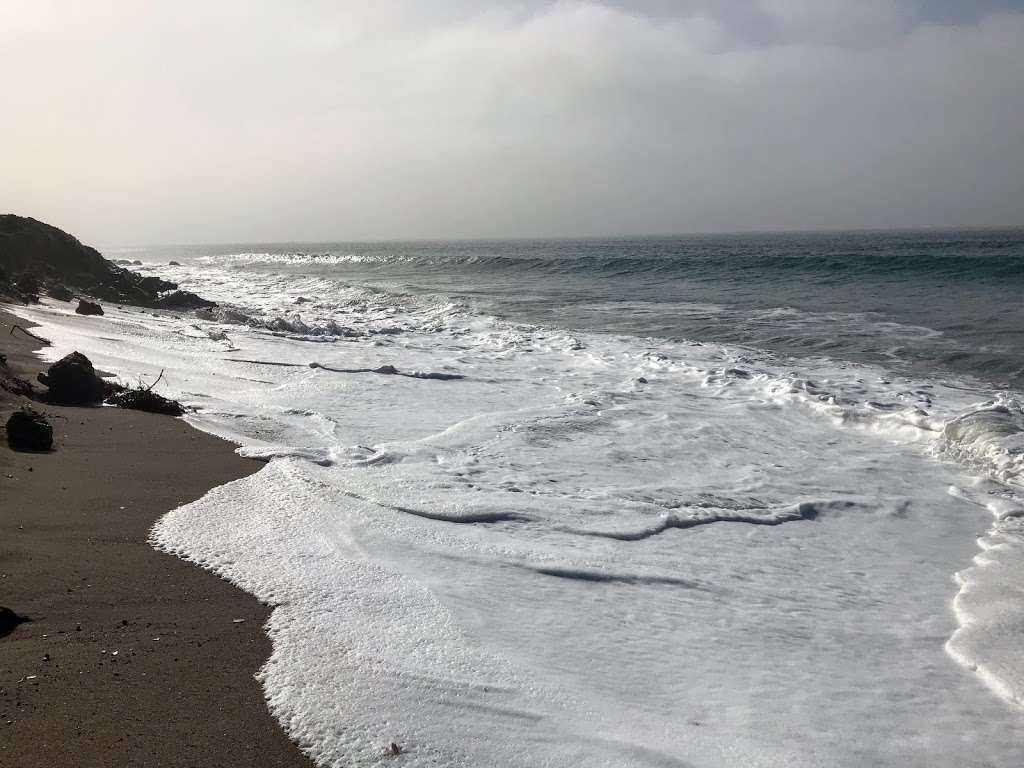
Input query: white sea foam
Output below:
<box><xmin>14</xmin><ymin>263</ymin><xmax>1024</xmax><ymax>766</ymax></box>
<box><xmin>936</xmin><ymin>396</ymin><xmax>1024</xmax><ymax>705</ymax></box>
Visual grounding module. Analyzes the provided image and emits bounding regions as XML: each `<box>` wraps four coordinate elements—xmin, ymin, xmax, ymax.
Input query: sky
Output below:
<box><xmin>1</xmin><ymin>0</ymin><xmax>1023</xmax><ymax>244</ymax></box>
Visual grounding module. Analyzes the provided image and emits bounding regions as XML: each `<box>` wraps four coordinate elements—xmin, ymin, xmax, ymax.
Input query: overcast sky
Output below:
<box><xmin>2</xmin><ymin>1</ymin><xmax>1022</xmax><ymax>243</ymax></box>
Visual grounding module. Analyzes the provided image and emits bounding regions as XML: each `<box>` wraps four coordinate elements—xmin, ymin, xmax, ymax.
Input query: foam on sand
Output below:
<box><xmin>939</xmin><ymin>397</ymin><xmax>1024</xmax><ymax>705</ymax></box>
<box><xmin>13</xmin><ymin>260</ymin><xmax>1024</xmax><ymax>766</ymax></box>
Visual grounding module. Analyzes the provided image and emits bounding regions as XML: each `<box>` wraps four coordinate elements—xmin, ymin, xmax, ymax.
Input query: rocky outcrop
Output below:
<box><xmin>0</xmin><ymin>215</ymin><xmax>214</xmax><ymax>310</ymax></box>
<box><xmin>38</xmin><ymin>351</ymin><xmax>106</xmax><ymax>405</ymax></box>
<box><xmin>6</xmin><ymin>406</ymin><xmax>53</xmax><ymax>450</ymax></box>
<box><xmin>0</xmin><ymin>215</ymin><xmax>109</xmax><ymax>285</ymax></box>
<box><xmin>140</xmin><ymin>275</ymin><xmax>177</xmax><ymax>294</ymax></box>
<box><xmin>155</xmin><ymin>290</ymin><xmax>216</xmax><ymax>310</ymax></box>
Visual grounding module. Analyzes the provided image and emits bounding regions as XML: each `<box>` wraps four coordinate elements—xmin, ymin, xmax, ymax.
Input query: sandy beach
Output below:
<box><xmin>0</xmin><ymin>306</ymin><xmax>310</xmax><ymax>767</ymax></box>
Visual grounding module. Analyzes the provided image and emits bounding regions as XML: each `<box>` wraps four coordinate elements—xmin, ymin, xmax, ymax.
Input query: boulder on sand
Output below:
<box><xmin>0</xmin><ymin>606</ymin><xmax>30</xmax><ymax>637</ymax></box>
<box><xmin>5</xmin><ymin>406</ymin><xmax>53</xmax><ymax>450</ymax></box>
<box><xmin>38</xmin><ymin>351</ymin><xmax>106</xmax><ymax>404</ymax></box>
<box><xmin>75</xmin><ymin>298</ymin><xmax>104</xmax><ymax>316</ymax></box>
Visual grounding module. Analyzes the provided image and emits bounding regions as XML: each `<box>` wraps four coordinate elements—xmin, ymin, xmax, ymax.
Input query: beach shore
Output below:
<box><xmin>0</xmin><ymin>306</ymin><xmax>310</xmax><ymax>767</ymax></box>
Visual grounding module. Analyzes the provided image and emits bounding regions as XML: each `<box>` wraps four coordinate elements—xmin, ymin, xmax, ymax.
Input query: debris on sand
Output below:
<box><xmin>104</xmin><ymin>368</ymin><xmax>186</xmax><ymax>416</ymax></box>
<box><xmin>0</xmin><ymin>352</ymin><xmax>35</xmax><ymax>398</ymax></box>
<box><xmin>106</xmin><ymin>387</ymin><xmax>185</xmax><ymax>417</ymax></box>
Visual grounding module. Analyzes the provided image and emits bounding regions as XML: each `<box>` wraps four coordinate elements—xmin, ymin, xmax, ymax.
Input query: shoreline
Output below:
<box><xmin>0</xmin><ymin>305</ymin><xmax>311</xmax><ymax>767</ymax></box>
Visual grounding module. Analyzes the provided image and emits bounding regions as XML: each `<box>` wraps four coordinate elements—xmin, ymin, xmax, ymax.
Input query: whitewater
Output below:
<box><xmin>14</xmin><ymin>230</ymin><xmax>1024</xmax><ymax>766</ymax></box>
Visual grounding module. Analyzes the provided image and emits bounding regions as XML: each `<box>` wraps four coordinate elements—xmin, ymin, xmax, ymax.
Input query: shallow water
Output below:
<box><xmin>19</xmin><ymin>230</ymin><xmax>1024</xmax><ymax>766</ymax></box>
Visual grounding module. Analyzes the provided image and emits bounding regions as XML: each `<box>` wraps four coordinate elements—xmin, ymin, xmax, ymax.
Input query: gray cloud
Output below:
<box><xmin>1</xmin><ymin>1</ymin><xmax>1021</xmax><ymax>243</ymax></box>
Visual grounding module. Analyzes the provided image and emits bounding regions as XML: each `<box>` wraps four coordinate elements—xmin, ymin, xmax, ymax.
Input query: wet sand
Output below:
<box><xmin>0</xmin><ymin>306</ymin><xmax>311</xmax><ymax>767</ymax></box>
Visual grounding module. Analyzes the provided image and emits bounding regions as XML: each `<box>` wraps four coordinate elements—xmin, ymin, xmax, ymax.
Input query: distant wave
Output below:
<box><xmin>199</xmin><ymin>245</ymin><xmax>1024</xmax><ymax>283</ymax></box>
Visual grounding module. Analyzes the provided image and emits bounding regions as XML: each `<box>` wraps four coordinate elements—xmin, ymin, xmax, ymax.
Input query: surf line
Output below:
<box><xmin>223</xmin><ymin>358</ymin><xmax>464</xmax><ymax>381</ymax></box>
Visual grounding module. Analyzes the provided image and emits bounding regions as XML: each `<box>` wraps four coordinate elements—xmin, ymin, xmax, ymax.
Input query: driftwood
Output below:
<box><xmin>143</xmin><ymin>368</ymin><xmax>165</xmax><ymax>391</ymax></box>
<box><xmin>9</xmin><ymin>323</ymin><xmax>50</xmax><ymax>344</ymax></box>
<box><xmin>224</xmin><ymin>358</ymin><xmax>464</xmax><ymax>381</ymax></box>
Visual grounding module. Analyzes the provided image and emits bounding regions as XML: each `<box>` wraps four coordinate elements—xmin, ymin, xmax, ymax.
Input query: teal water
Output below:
<box><xmin>126</xmin><ymin>228</ymin><xmax>1024</xmax><ymax>388</ymax></box>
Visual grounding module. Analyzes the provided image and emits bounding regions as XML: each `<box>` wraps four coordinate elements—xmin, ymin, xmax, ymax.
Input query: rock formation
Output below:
<box><xmin>5</xmin><ymin>406</ymin><xmax>53</xmax><ymax>450</ymax></box>
<box><xmin>0</xmin><ymin>215</ymin><xmax>214</xmax><ymax>309</ymax></box>
<box><xmin>37</xmin><ymin>351</ymin><xmax>106</xmax><ymax>405</ymax></box>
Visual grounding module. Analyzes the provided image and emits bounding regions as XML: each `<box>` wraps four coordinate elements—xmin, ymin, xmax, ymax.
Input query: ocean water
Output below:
<box><xmin>15</xmin><ymin>229</ymin><xmax>1024</xmax><ymax>766</ymax></box>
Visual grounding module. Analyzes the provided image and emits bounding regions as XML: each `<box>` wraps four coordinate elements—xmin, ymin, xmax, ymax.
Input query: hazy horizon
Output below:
<box><xmin>88</xmin><ymin>222</ymin><xmax>1023</xmax><ymax>252</ymax></box>
<box><xmin>3</xmin><ymin>1</ymin><xmax>1023</xmax><ymax>244</ymax></box>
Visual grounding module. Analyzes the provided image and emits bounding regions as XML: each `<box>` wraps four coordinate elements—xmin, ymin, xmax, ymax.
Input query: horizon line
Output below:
<box><xmin>99</xmin><ymin>222</ymin><xmax>1024</xmax><ymax>251</ymax></box>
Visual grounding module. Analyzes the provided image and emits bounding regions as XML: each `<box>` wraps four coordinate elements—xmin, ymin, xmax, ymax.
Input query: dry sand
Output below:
<box><xmin>0</xmin><ymin>306</ymin><xmax>311</xmax><ymax>767</ymax></box>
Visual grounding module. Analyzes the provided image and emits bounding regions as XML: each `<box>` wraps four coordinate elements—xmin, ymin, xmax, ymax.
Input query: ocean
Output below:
<box><xmin>16</xmin><ymin>229</ymin><xmax>1024</xmax><ymax>766</ymax></box>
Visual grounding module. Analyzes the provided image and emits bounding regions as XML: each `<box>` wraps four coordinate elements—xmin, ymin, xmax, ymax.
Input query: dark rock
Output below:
<box><xmin>5</xmin><ymin>406</ymin><xmax>53</xmax><ymax>450</ymax></box>
<box><xmin>637</xmin><ymin>377</ymin><xmax>648</xmax><ymax>384</ymax></box>
<box><xmin>0</xmin><ymin>607</ymin><xmax>30</xmax><ymax>638</ymax></box>
<box><xmin>156</xmin><ymin>290</ymin><xmax>216</xmax><ymax>310</ymax></box>
<box><xmin>168</xmin><ymin>260</ymin><xmax>181</xmax><ymax>266</ymax></box>
<box><xmin>75</xmin><ymin>299</ymin><xmax>104</xmax><ymax>316</ymax></box>
<box><xmin>0</xmin><ymin>216</ymin><xmax>215</xmax><ymax>310</ymax></box>
<box><xmin>139</xmin><ymin>275</ymin><xmax>177</xmax><ymax>294</ymax></box>
<box><xmin>0</xmin><ymin>215</ymin><xmax>111</xmax><ymax>287</ymax></box>
<box><xmin>106</xmin><ymin>388</ymin><xmax>185</xmax><ymax>416</ymax></box>
<box><xmin>46</xmin><ymin>283</ymin><xmax>73</xmax><ymax>301</ymax></box>
<box><xmin>38</xmin><ymin>351</ymin><xmax>106</xmax><ymax>404</ymax></box>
